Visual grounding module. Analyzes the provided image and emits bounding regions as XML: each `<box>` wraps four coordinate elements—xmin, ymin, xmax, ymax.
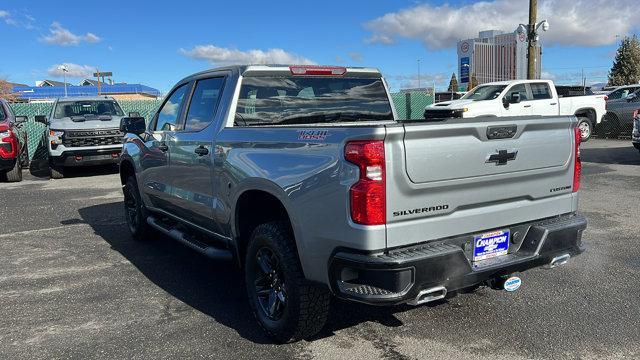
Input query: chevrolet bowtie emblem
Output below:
<box><xmin>486</xmin><ymin>149</ymin><xmax>518</xmax><ymax>166</ymax></box>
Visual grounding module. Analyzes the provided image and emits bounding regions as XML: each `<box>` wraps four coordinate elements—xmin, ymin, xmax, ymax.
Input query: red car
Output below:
<box><xmin>0</xmin><ymin>99</ymin><xmax>29</xmax><ymax>182</ymax></box>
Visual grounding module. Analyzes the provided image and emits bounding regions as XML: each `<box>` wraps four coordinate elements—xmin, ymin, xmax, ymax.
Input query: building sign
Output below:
<box><xmin>460</xmin><ymin>41</ymin><xmax>470</xmax><ymax>53</ymax></box>
<box><xmin>460</xmin><ymin>57</ymin><xmax>470</xmax><ymax>83</ymax></box>
<box><xmin>518</xmin><ymin>33</ymin><xmax>526</xmax><ymax>43</ymax></box>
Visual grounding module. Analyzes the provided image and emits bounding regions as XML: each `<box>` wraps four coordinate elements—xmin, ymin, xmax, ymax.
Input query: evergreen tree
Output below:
<box><xmin>608</xmin><ymin>35</ymin><xmax>640</xmax><ymax>86</ymax></box>
<box><xmin>447</xmin><ymin>73</ymin><xmax>459</xmax><ymax>92</ymax></box>
<box><xmin>468</xmin><ymin>73</ymin><xmax>479</xmax><ymax>90</ymax></box>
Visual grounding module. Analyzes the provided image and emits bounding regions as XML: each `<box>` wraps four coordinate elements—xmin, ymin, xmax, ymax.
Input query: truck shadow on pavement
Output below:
<box><xmin>77</xmin><ymin>201</ymin><xmax>417</xmax><ymax>344</ymax></box>
<box><xmin>580</xmin><ymin>142</ymin><xmax>640</xmax><ymax>165</ymax></box>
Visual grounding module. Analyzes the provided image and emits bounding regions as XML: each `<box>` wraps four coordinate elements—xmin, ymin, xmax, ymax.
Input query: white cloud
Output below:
<box><xmin>85</xmin><ymin>32</ymin><xmax>101</xmax><ymax>43</ymax></box>
<box><xmin>41</xmin><ymin>22</ymin><xmax>101</xmax><ymax>46</ymax></box>
<box><xmin>180</xmin><ymin>45</ymin><xmax>315</xmax><ymax>65</ymax></box>
<box><xmin>348</xmin><ymin>52</ymin><xmax>363</xmax><ymax>62</ymax></box>
<box><xmin>365</xmin><ymin>0</ymin><xmax>637</xmax><ymax>49</ymax></box>
<box><xmin>47</xmin><ymin>63</ymin><xmax>96</xmax><ymax>78</ymax></box>
<box><xmin>0</xmin><ymin>9</ymin><xmax>35</xmax><ymax>29</ymax></box>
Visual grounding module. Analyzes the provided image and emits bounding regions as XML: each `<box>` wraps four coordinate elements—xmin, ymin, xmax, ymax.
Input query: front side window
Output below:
<box><xmin>184</xmin><ymin>77</ymin><xmax>225</xmax><ymax>132</ymax></box>
<box><xmin>505</xmin><ymin>84</ymin><xmax>529</xmax><ymax>101</ymax></box>
<box><xmin>53</xmin><ymin>100</ymin><xmax>124</xmax><ymax>119</ymax></box>
<box><xmin>235</xmin><ymin>77</ymin><xmax>393</xmax><ymax>125</ymax></box>
<box><xmin>0</xmin><ymin>104</ymin><xmax>5</xmax><ymax>120</ymax></box>
<box><xmin>461</xmin><ymin>85</ymin><xmax>507</xmax><ymax>101</ymax></box>
<box><xmin>155</xmin><ymin>84</ymin><xmax>189</xmax><ymax>132</ymax></box>
<box><xmin>530</xmin><ymin>83</ymin><xmax>552</xmax><ymax>100</ymax></box>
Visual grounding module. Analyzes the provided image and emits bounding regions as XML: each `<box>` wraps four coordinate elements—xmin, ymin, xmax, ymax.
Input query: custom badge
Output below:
<box><xmin>298</xmin><ymin>130</ymin><xmax>329</xmax><ymax>141</ymax></box>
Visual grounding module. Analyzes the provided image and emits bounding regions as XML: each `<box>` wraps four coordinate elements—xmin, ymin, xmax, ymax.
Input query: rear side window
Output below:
<box><xmin>184</xmin><ymin>77</ymin><xmax>225</xmax><ymax>132</ymax></box>
<box><xmin>530</xmin><ymin>83</ymin><xmax>552</xmax><ymax>100</ymax></box>
<box><xmin>155</xmin><ymin>84</ymin><xmax>189</xmax><ymax>132</ymax></box>
<box><xmin>506</xmin><ymin>84</ymin><xmax>529</xmax><ymax>101</ymax></box>
<box><xmin>235</xmin><ymin>77</ymin><xmax>393</xmax><ymax>126</ymax></box>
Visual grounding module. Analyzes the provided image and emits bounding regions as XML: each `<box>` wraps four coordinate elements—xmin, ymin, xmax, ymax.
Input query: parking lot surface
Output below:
<box><xmin>0</xmin><ymin>140</ymin><xmax>639</xmax><ymax>359</ymax></box>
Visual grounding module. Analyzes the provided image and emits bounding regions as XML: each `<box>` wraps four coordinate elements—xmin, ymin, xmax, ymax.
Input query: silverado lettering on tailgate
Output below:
<box><xmin>393</xmin><ymin>205</ymin><xmax>449</xmax><ymax>217</ymax></box>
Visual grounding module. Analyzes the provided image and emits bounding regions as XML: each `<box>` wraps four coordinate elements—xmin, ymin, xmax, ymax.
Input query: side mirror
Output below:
<box><xmin>510</xmin><ymin>93</ymin><xmax>522</xmax><ymax>104</ymax></box>
<box><xmin>502</xmin><ymin>96</ymin><xmax>510</xmax><ymax>109</ymax></box>
<box><xmin>14</xmin><ymin>116</ymin><xmax>28</xmax><ymax>124</ymax></box>
<box><xmin>120</xmin><ymin>116</ymin><xmax>146</xmax><ymax>135</ymax></box>
<box><xmin>627</xmin><ymin>93</ymin><xmax>637</xmax><ymax>102</ymax></box>
<box><xmin>34</xmin><ymin>115</ymin><xmax>48</xmax><ymax>125</ymax></box>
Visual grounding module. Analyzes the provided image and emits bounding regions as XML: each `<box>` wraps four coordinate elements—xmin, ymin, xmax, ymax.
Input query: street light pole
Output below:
<box><xmin>527</xmin><ymin>0</ymin><xmax>538</xmax><ymax>79</ymax></box>
<box><xmin>417</xmin><ymin>59</ymin><xmax>421</xmax><ymax>89</ymax></box>
<box><xmin>58</xmin><ymin>65</ymin><xmax>68</xmax><ymax>97</ymax></box>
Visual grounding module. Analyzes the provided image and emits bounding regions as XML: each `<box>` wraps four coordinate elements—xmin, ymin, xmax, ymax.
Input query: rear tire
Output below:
<box><xmin>2</xmin><ymin>159</ymin><xmax>22</xmax><ymax>182</ymax></box>
<box><xmin>50</xmin><ymin>165</ymin><xmax>64</xmax><ymax>179</ymax></box>
<box><xmin>123</xmin><ymin>176</ymin><xmax>153</xmax><ymax>241</ymax></box>
<box><xmin>245</xmin><ymin>221</ymin><xmax>331</xmax><ymax>343</ymax></box>
<box><xmin>577</xmin><ymin>117</ymin><xmax>592</xmax><ymax>142</ymax></box>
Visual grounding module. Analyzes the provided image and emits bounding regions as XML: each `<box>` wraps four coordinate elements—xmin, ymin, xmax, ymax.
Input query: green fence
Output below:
<box><xmin>10</xmin><ymin>94</ymin><xmax>430</xmax><ymax>161</ymax></box>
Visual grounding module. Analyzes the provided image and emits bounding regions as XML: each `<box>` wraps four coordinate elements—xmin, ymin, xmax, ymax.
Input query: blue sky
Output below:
<box><xmin>0</xmin><ymin>0</ymin><xmax>636</xmax><ymax>93</ymax></box>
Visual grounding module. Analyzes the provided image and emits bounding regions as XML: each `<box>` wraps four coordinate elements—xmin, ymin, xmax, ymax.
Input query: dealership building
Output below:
<box><xmin>457</xmin><ymin>30</ymin><xmax>541</xmax><ymax>89</ymax></box>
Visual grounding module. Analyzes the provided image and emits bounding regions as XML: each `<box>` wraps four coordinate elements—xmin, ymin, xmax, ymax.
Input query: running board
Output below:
<box><xmin>147</xmin><ymin>216</ymin><xmax>233</xmax><ymax>261</ymax></box>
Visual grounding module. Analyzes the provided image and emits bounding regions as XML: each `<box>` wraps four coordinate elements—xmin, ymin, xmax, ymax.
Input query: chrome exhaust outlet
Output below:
<box><xmin>407</xmin><ymin>286</ymin><xmax>447</xmax><ymax>306</ymax></box>
<box><xmin>546</xmin><ymin>254</ymin><xmax>570</xmax><ymax>269</ymax></box>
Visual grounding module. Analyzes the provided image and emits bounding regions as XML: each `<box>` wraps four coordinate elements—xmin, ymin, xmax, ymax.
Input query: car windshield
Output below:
<box><xmin>461</xmin><ymin>85</ymin><xmax>507</xmax><ymax>101</ymax></box>
<box><xmin>235</xmin><ymin>76</ymin><xmax>393</xmax><ymax>125</ymax></box>
<box><xmin>53</xmin><ymin>100</ymin><xmax>124</xmax><ymax>119</ymax></box>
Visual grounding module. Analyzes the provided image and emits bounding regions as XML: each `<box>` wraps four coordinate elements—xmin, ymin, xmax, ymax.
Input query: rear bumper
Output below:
<box><xmin>328</xmin><ymin>213</ymin><xmax>587</xmax><ymax>305</ymax></box>
<box><xmin>50</xmin><ymin>148</ymin><xmax>121</xmax><ymax>167</ymax></box>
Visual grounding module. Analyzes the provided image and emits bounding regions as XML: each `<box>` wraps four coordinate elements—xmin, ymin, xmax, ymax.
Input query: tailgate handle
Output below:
<box><xmin>486</xmin><ymin>125</ymin><xmax>517</xmax><ymax>140</ymax></box>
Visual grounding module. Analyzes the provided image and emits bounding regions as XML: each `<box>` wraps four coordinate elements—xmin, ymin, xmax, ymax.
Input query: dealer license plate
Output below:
<box><xmin>473</xmin><ymin>230</ymin><xmax>509</xmax><ymax>262</ymax></box>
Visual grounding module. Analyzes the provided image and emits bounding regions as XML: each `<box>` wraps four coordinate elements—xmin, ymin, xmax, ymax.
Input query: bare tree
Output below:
<box><xmin>0</xmin><ymin>79</ymin><xmax>19</xmax><ymax>102</ymax></box>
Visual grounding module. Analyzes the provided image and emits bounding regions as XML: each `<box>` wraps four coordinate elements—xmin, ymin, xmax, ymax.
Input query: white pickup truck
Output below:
<box><xmin>424</xmin><ymin>80</ymin><xmax>606</xmax><ymax>141</ymax></box>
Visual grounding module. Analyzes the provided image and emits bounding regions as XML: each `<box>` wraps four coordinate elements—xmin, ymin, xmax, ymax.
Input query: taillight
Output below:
<box><xmin>633</xmin><ymin>109</ymin><xmax>639</xmax><ymax>119</ymax></box>
<box><xmin>573</xmin><ymin>127</ymin><xmax>581</xmax><ymax>192</ymax></box>
<box><xmin>604</xmin><ymin>95</ymin><xmax>608</xmax><ymax>101</ymax></box>
<box><xmin>345</xmin><ymin>140</ymin><xmax>386</xmax><ymax>225</ymax></box>
<box><xmin>290</xmin><ymin>65</ymin><xmax>347</xmax><ymax>76</ymax></box>
<box><xmin>0</xmin><ymin>124</ymin><xmax>18</xmax><ymax>159</ymax></box>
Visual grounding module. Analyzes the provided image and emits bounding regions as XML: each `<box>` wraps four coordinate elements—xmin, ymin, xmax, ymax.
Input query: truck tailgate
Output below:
<box><xmin>384</xmin><ymin>116</ymin><xmax>578</xmax><ymax>249</ymax></box>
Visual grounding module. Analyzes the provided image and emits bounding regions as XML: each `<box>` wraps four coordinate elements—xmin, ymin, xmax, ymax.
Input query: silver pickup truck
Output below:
<box><xmin>35</xmin><ymin>96</ymin><xmax>126</xmax><ymax>179</ymax></box>
<box><xmin>119</xmin><ymin>65</ymin><xmax>587</xmax><ymax>343</ymax></box>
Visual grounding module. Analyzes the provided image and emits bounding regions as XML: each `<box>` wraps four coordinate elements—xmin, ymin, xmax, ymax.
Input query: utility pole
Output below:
<box><xmin>527</xmin><ymin>0</ymin><xmax>537</xmax><ymax>79</ymax></box>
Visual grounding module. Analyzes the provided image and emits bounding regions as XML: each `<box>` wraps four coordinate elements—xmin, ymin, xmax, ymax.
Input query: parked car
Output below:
<box><xmin>119</xmin><ymin>65</ymin><xmax>586</xmax><ymax>343</ymax></box>
<box><xmin>632</xmin><ymin>109</ymin><xmax>640</xmax><ymax>152</ymax></box>
<box><xmin>424</xmin><ymin>79</ymin><xmax>607</xmax><ymax>142</ymax></box>
<box><xmin>35</xmin><ymin>96</ymin><xmax>126</xmax><ymax>179</ymax></box>
<box><xmin>600</xmin><ymin>89</ymin><xmax>640</xmax><ymax>137</ymax></box>
<box><xmin>0</xmin><ymin>98</ymin><xmax>29</xmax><ymax>182</ymax></box>
<box><xmin>605</xmin><ymin>85</ymin><xmax>640</xmax><ymax>101</ymax></box>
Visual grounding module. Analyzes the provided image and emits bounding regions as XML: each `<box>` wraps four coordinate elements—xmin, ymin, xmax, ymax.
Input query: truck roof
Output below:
<box><xmin>54</xmin><ymin>96</ymin><xmax>117</xmax><ymax>102</ymax></box>
<box><xmin>477</xmin><ymin>79</ymin><xmax>553</xmax><ymax>86</ymax></box>
<box><xmin>184</xmin><ymin>64</ymin><xmax>382</xmax><ymax>81</ymax></box>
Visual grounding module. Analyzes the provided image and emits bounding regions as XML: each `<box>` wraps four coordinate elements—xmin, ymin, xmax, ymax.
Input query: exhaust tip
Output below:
<box><xmin>546</xmin><ymin>254</ymin><xmax>570</xmax><ymax>269</ymax></box>
<box><xmin>408</xmin><ymin>286</ymin><xmax>447</xmax><ymax>306</ymax></box>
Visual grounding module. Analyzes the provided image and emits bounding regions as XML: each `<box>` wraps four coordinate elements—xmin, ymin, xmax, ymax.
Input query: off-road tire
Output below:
<box><xmin>123</xmin><ymin>176</ymin><xmax>153</xmax><ymax>241</ymax></box>
<box><xmin>2</xmin><ymin>159</ymin><xmax>22</xmax><ymax>182</ymax></box>
<box><xmin>577</xmin><ymin>117</ymin><xmax>592</xmax><ymax>142</ymax></box>
<box><xmin>50</xmin><ymin>165</ymin><xmax>64</xmax><ymax>179</ymax></box>
<box><xmin>245</xmin><ymin>221</ymin><xmax>331</xmax><ymax>343</ymax></box>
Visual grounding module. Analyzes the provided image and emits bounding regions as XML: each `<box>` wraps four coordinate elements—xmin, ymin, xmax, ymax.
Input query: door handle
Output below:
<box><xmin>194</xmin><ymin>146</ymin><xmax>209</xmax><ymax>156</ymax></box>
<box><xmin>524</xmin><ymin>105</ymin><xmax>532</xmax><ymax>108</ymax></box>
<box><xmin>158</xmin><ymin>142</ymin><xmax>169</xmax><ymax>152</ymax></box>
<box><xmin>550</xmin><ymin>103</ymin><xmax>557</xmax><ymax>105</ymax></box>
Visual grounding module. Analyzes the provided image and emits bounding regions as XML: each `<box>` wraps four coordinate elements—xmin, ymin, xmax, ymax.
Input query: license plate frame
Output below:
<box><xmin>473</xmin><ymin>229</ymin><xmax>510</xmax><ymax>262</ymax></box>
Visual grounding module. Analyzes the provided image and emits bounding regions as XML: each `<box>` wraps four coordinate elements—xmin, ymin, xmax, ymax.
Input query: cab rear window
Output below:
<box><xmin>235</xmin><ymin>77</ymin><xmax>393</xmax><ymax>126</ymax></box>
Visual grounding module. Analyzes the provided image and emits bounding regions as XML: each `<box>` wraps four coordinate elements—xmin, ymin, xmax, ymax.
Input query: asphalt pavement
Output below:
<box><xmin>0</xmin><ymin>139</ymin><xmax>638</xmax><ymax>359</ymax></box>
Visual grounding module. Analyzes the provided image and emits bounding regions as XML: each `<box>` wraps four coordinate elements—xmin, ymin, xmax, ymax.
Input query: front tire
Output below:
<box><xmin>245</xmin><ymin>222</ymin><xmax>330</xmax><ymax>343</ymax></box>
<box><xmin>123</xmin><ymin>176</ymin><xmax>153</xmax><ymax>241</ymax></box>
<box><xmin>50</xmin><ymin>165</ymin><xmax>64</xmax><ymax>179</ymax></box>
<box><xmin>577</xmin><ymin>117</ymin><xmax>592</xmax><ymax>142</ymax></box>
<box><xmin>2</xmin><ymin>159</ymin><xmax>22</xmax><ymax>182</ymax></box>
